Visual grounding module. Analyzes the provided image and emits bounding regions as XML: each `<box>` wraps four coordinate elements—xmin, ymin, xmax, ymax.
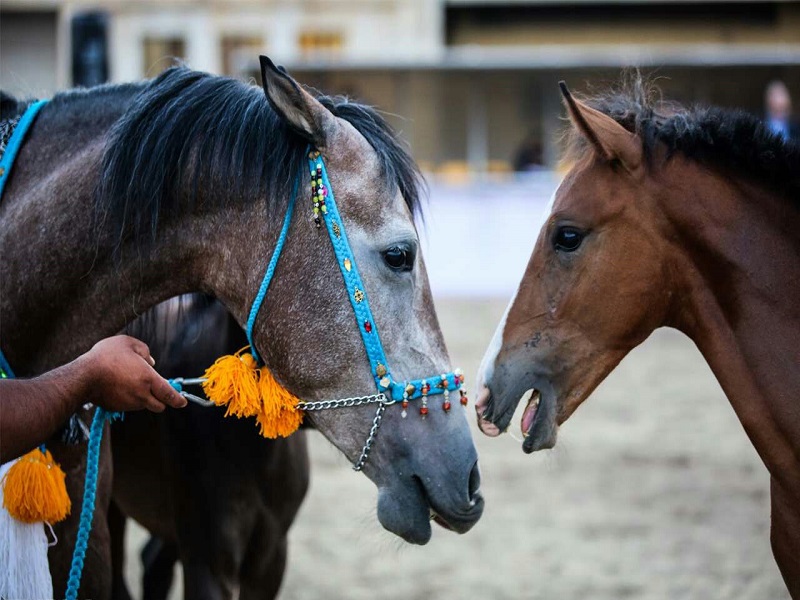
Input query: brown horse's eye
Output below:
<box><xmin>383</xmin><ymin>244</ymin><xmax>414</xmax><ymax>272</ymax></box>
<box><xmin>553</xmin><ymin>226</ymin><xmax>585</xmax><ymax>252</ymax></box>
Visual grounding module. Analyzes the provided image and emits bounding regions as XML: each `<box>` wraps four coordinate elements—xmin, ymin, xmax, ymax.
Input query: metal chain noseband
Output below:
<box><xmin>300</xmin><ymin>393</ymin><xmax>391</xmax><ymax>471</ymax></box>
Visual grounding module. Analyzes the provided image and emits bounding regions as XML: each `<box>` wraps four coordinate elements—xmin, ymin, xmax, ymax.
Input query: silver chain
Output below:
<box><xmin>352</xmin><ymin>404</ymin><xmax>386</xmax><ymax>471</ymax></box>
<box><xmin>299</xmin><ymin>393</ymin><xmax>390</xmax><ymax>411</ymax></box>
<box><xmin>301</xmin><ymin>393</ymin><xmax>392</xmax><ymax>471</ymax></box>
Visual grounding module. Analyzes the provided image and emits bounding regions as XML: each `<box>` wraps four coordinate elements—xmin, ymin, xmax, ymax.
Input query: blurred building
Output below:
<box><xmin>2</xmin><ymin>0</ymin><xmax>799</xmax><ymax>173</ymax></box>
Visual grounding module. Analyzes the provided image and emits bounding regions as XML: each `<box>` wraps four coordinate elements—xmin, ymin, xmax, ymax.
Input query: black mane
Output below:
<box><xmin>566</xmin><ymin>77</ymin><xmax>800</xmax><ymax>204</ymax></box>
<box><xmin>94</xmin><ymin>66</ymin><xmax>421</xmax><ymax>245</ymax></box>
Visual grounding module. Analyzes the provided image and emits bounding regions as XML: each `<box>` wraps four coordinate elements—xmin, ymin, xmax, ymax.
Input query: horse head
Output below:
<box><xmin>238</xmin><ymin>58</ymin><xmax>483</xmax><ymax>543</ymax></box>
<box><xmin>475</xmin><ymin>82</ymin><xmax>672</xmax><ymax>453</ymax></box>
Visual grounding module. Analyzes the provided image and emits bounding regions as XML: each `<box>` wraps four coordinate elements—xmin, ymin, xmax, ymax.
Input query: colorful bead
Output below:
<box><xmin>443</xmin><ymin>400</ymin><xmax>451</xmax><ymax>412</ymax></box>
<box><xmin>343</xmin><ymin>258</ymin><xmax>352</xmax><ymax>271</ymax></box>
<box><xmin>405</xmin><ymin>383</ymin><xmax>416</xmax><ymax>396</ymax></box>
<box><xmin>460</xmin><ymin>389</ymin><xmax>468</xmax><ymax>406</ymax></box>
<box><xmin>379</xmin><ymin>376</ymin><xmax>391</xmax><ymax>389</ymax></box>
<box><xmin>376</xmin><ymin>363</ymin><xmax>387</xmax><ymax>378</ymax></box>
<box><xmin>420</xmin><ymin>403</ymin><xmax>428</xmax><ymax>417</ymax></box>
<box><xmin>354</xmin><ymin>288</ymin><xmax>365</xmax><ymax>303</ymax></box>
<box><xmin>421</xmin><ymin>380</ymin><xmax>430</xmax><ymax>395</ymax></box>
<box><xmin>364</xmin><ymin>320</ymin><xmax>372</xmax><ymax>333</ymax></box>
<box><xmin>332</xmin><ymin>222</ymin><xmax>341</xmax><ymax>237</ymax></box>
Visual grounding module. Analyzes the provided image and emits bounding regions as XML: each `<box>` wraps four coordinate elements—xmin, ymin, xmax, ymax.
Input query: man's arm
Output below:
<box><xmin>0</xmin><ymin>336</ymin><xmax>186</xmax><ymax>462</ymax></box>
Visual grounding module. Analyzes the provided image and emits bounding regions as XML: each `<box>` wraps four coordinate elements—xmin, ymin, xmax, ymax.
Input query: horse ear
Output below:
<box><xmin>259</xmin><ymin>55</ymin><xmax>331</xmax><ymax>148</ymax></box>
<box><xmin>559</xmin><ymin>81</ymin><xmax>642</xmax><ymax>173</ymax></box>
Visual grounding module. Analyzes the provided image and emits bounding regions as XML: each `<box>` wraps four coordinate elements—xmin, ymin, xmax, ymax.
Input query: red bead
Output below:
<box><xmin>420</xmin><ymin>406</ymin><xmax>429</xmax><ymax>416</ymax></box>
<box><xmin>421</xmin><ymin>383</ymin><xmax>430</xmax><ymax>395</ymax></box>
<box><xmin>460</xmin><ymin>395</ymin><xmax>468</xmax><ymax>406</ymax></box>
<box><xmin>402</xmin><ymin>399</ymin><xmax>409</xmax><ymax>408</ymax></box>
<box><xmin>443</xmin><ymin>401</ymin><xmax>451</xmax><ymax>412</ymax></box>
<box><xmin>364</xmin><ymin>320</ymin><xmax>372</xmax><ymax>333</ymax></box>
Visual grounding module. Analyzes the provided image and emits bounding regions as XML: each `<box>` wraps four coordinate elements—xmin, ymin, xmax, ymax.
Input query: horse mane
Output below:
<box><xmin>564</xmin><ymin>74</ymin><xmax>800</xmax><ymax>205</ymax></box>
<box><xmin>92</xmin><ymin>66</ymin><xmax>422</xmax><ymax>246</ymax></box>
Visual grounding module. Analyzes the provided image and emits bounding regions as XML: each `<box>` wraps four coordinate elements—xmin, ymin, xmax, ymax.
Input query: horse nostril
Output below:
<box><xmin>468</xmin><ymin>460</ymin><xmax>481</xmax><ymax>501</ymax></box>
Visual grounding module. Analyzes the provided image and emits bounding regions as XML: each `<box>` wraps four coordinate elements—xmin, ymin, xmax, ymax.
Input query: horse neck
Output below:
<box><xmin>0</xmin><ymin>102</ymin><xmax>262</xmax><ymax>375</ymax></box>
<box><xmin>658</xmin><ymin>157</ymin><xmax>800</xmax><ymax>487</ymax></box>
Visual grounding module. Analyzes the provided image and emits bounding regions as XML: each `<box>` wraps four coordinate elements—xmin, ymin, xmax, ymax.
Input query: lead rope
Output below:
<box><xmin>65</xmin><ymin>408</ymin><xmax>121</xmax><ymax>600</ymax></box>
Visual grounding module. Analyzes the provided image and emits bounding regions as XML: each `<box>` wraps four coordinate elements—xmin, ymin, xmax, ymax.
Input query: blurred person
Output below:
<box><xmin>765</xmin><ymin>80</ymin><xmax>798</xmax><ymax>141</ymax></box>
<box><xmin>513</xmin><ymin>133</ymin><xmax>545</xmax><ymax>172</ymax></box>
<box><xmin>0</xmin><ymin>335</ymin><xmax>186</xmax><ymax>461</ymax></box>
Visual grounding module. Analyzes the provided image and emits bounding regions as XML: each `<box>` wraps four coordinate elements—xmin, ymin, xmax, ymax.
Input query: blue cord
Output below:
<box><xmin>65</xmin><ymin>408</ymin><xmax>120</xmax><ymax>600</ymax></box>
<box><xmin>245</xmin><ymin>174</ymin><xmax>300</xmax><ymax>363</ymax></box>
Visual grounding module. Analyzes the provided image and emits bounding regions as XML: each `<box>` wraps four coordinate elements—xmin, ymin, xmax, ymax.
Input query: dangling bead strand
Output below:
<box><xmin>440</xmin><ymin>374</ymin><xmax>451</xmax><ymax>412</ymax></box>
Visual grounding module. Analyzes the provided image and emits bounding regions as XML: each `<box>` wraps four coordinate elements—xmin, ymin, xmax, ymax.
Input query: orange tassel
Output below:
<box><xmin>202</xmin><ymin>348</ymin><xmax>261</xmax><ymax>418</ymax></box>
<box><xmin>201</xmin><ymin>347</ymin><xmax>303</xmax><ymax>438</ymax></box>
<box><xmin>2</xmin><ymin>449</ymin><xmax>71</xmax><ymax>524</ymax></box>
<box><xmin>255</xmin><ymin>365</ymin><xmax>303</xmax><ymax>439</ymax></box>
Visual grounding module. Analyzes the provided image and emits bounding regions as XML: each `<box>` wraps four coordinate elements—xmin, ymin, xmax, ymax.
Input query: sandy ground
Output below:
<box><xmin>125</xmin><ymin>298</ymin><xmax>788</xmax><ymax>600</ymax></box>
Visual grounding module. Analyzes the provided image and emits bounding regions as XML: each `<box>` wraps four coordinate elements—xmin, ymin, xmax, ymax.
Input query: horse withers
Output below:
<box><xmin>475</xmin><ymin>79</ymin><xmax>800</xmax><ymax>595</ymax></box>
<box><xmin>0</xmin><ymin>56</ymin><xmax>483</xmax><ymax>598</ymax></box>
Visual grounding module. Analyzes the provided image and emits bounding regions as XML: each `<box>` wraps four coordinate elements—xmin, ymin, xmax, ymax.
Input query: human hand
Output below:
<box><xmin>79</xmin><ymin>335</ymin><xmax>187</xmax><ymax>413</ymax></box>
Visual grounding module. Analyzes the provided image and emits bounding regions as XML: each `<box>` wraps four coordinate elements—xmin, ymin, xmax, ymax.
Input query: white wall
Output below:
<box><xmin>420</xmin><ymin>172</ymin><xmax>560</xmax><ymax>297</ymax></box>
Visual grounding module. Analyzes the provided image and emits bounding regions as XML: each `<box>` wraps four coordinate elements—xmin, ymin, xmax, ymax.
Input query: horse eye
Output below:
<box><xmin>553</xmin><ymin>226</ymin><xmax>585</xmax><ymax>252</ymax></box>
<box><xmin>383</xmin><ymin>245</ymin><xmax>414</xmax><ymax>272</ymax></box>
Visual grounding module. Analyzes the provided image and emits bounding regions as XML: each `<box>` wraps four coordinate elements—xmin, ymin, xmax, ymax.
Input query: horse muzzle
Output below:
<box><xmin>476</xmin><ymin>357</ymin><xmax>559</xmax><ymax>453</ymax></box>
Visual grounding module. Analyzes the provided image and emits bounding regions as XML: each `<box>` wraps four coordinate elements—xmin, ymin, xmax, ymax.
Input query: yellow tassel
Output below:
<box><xmin>2</xmin><ymin>449</ymin><xmax>71</xmax><ymax>524</ymax></box>
<box><xmin>255</xmin><ymin>366</ymin><xmax>304</xmax><ymax>438</ymax></box>
<box><xmin>202</xmin><ymin>347</ymin><xmax>261</xmax><ymax>418</ymax></box>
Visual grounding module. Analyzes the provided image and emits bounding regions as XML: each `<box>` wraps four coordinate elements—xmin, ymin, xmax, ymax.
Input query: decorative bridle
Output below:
<box><xmin>189</xmin><ymin>148</ymin><xmax>468</xmax><ymax>471</ymax></box>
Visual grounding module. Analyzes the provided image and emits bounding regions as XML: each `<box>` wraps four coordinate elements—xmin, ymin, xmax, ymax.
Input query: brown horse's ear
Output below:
<box><xmin>259</xmin><ymin>55</ymin><xmax>332</xmax><ymax>148</ymax></box>
<box><xmin>559</xmin><ymin>81</ymin><xmax>642</xmax><ymax>173</ymax></box>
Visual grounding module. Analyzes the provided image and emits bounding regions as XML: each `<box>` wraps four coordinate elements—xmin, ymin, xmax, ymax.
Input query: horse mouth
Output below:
<box><xmin>521</xmin><ymin>389</ymin><xmax>541</xmax><ymax>437</ymax></box>
<box><xmin>431</xmin><ymin>510</ymin><xmax>453</xmax><ymax>531</ymax></box>
<box><xmin>476</xmin><ymin>383</ymin><xmax>558</xmax><ymax>453</ymax></box>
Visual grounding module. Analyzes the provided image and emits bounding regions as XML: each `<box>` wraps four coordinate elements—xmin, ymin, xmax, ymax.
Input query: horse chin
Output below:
<box><xmin>376</xmin><ymin>483</ymin><xmax>433</xmax><ymax>545</ymax></box>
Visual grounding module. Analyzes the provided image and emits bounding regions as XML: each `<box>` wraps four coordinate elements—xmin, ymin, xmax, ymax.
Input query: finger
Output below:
<box><xmin>150</xmin><ymin>377</ymin><xmax>187</xmax><ymax>409</ymax></box>
<box><xmin>144</xmin><ymin>397</ymin><xmax>166</xmax><ymax>413</ymax></box>
<box><xmin>128</xmin><ymin>337</ymin><xmax>156</xmax><ymax>366</ymax></box>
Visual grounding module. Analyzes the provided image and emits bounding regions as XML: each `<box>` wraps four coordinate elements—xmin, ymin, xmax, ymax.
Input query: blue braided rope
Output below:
<box><xmin>311</xmin><ymin>153</ymin><xmax>391</xmax><ymax>385</ymax></box>
<box><xmin>246</xmin><ymin>175</ymin><xmax>300</xmax><ymax>363</ymax></box>
<box><xmin>65</xmin><ymin>408</ymin><xmax>121</xmax><ymax>600</ymax></box>
<box><xmin>0</xmin><ymin>99</ymin><xmax>48</xmax><ymax>201</ymax></box>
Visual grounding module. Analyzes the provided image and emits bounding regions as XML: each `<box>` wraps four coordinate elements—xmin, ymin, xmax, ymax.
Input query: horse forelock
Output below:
<box><xmin>90</xmin><ymin>66</ymin><xmax>423</xmax><ymax>252</ymax></box>
<box><xmin>563</xmin><ymin>73</ymin><xmax>800</xmax><ymax>207</ymax></box>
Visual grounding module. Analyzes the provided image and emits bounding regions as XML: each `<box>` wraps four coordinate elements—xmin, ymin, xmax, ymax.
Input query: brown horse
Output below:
<box><xmin>475</xmin><ymin>79</ymin><xmax>800</xmax><ymax>596</ymax></box>
<box><xmin>0</xmin><ymin>57</ymin><xmax>483</xmax><ymax>598</ymax></box>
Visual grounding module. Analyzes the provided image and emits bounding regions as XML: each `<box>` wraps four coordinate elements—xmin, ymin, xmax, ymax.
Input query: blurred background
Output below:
<box><xmin>2</xmin><ymin>1</ymin><xmax>799</xmax><ymax>598</ymax></box>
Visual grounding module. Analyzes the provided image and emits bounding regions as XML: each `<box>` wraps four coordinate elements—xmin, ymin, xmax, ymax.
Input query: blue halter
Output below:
<box><xmin>244</xmin><ymin>148</ymin><xmax>465</xmax><ymax>413</ymax></box>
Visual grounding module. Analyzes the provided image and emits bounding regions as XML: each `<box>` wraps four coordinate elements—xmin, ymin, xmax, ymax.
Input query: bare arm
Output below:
<box><xmin>0</xmin><ymin>335</ymin><xmax>186</xmax><ymax>462</ymax></box>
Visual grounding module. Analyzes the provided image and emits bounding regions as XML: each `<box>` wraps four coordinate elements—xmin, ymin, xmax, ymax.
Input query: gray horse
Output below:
<box><xmin>0</xmin><ymin>57</ymin><xmax>483</xmax><ymax>598</ymax></box>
